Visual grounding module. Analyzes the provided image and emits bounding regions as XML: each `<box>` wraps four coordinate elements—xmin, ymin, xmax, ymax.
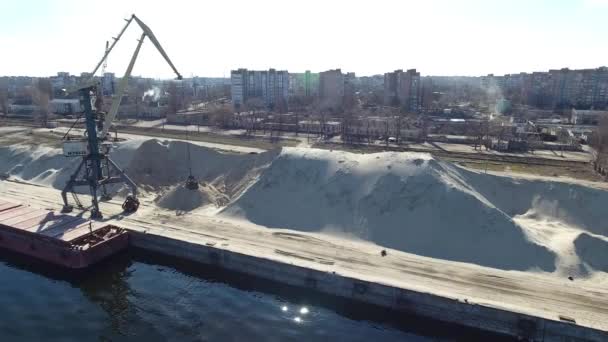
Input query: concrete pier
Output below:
<box><xmin>1</xmin><ymin>181</ymin><xmax>607</xmax><ymax>342</ymax></box>
<box><xmin>129</xmin><ymin>229</ymin><xmax>607</xmax><ymax>342</ymax></box>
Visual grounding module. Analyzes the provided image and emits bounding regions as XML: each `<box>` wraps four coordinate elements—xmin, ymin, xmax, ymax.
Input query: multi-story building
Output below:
<box><xmin>483</xmin><ymin>67</ymin><xmax>608</xmax><ymax>110</ymax></box>
<box><xmin>230</xmin><ymin>68</ymin><xmax>289</xmax><ymax>111</ymax></box>
<box><xmin>304</xmin><ymin>70</ymin><xmax>320</xmax><ymax>97</ymax></box>
<box><xmin>289</xmin><ymin>70</ymin><xmax>320</xmax><ymax>98</ymax></box>
<box><xmin>420</xmin><ymin>77</ymin><xmax>434</xmax><ymax>110</ymax></box>
<box><xmin>343</xmin><ymin>72</ymin><xmax>357</xmax><ymax>109</ymax></box>
<box><xmin>230</xmin><ymin>68</ymin><xmax>246</xmax><ymax>107</ymax></box>
<box><xmin>550</xmin><ymin>68</ymin><xmax>579</xmax><ymax>108</ymax></box>
<box><xmin>383</xmin><ymin>71</ymin><xmax>399</xmax><ymax>106</ymax></box>
<box><xmin>101</xmin><ymin>72</ymin><xmax>115</xmax><ymax>96</ymax></box>
<box><xmin>49</xmin><ymin>72</ymin><xmax>77</xmax><ymax>96</ymax></box>
<box><xmin>578</xmin><ymin>69</ymin><xmax>596</xmax><ymax>107</ymax></box>
<box><xmin>384</xmin><ymin>69</ymin><xmax>420</xmax><ymax>112</ymax></box>
<box><xmin>319</xmin><ymin>69</ymin><xmax>345</xmax><ymax>111</ymax></box>
<box><xmin>526</xmin><ymin>72</ymin><xmax>554</xmax><ymax>108</ymax></box>
<box><xmin>593</xmin><ymin>67</ymin><xmax>608</xmax><ymax>108</ymax></box>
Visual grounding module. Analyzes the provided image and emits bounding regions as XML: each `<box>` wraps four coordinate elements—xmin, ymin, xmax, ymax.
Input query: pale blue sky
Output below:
<box><xmin>0</xmin><ymin>0</ymin><xmax>606</xmax><ymax>78</ymax></box>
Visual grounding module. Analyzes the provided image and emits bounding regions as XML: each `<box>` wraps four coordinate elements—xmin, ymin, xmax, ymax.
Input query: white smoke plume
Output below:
<box><xmin>142</xmin><ymin>86</ymin><xmax>161</xmax><ymax>101</ymax></box>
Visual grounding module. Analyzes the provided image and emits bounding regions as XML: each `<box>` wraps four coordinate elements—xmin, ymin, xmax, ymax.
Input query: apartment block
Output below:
<box><xmin>230</xmin><ymin>68</ymin><xmax>289</xmax><ymax>110</ymax></box>
<box><xmin>384</xmin><ymin>69</ymin><xmax>420</xmax><ymax>112</ymax></box>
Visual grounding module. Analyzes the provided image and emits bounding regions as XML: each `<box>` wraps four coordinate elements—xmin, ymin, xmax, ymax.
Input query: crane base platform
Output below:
<box><xmin>0</xmin><ymin>198</ymin><xmax>128</xmax><ymax>269</ymax></box>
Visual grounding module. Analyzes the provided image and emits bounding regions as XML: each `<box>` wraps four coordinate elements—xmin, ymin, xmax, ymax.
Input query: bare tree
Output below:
<box><xmin>275</xmin><ymin>97</ymin><xmax>288</xmax><ymax>114</ymax></box>
<box><xmin>33</xmin><ymin>78</ymin><xmax>52</xmax><ymax>127</ymax></box>
<box><xmin>395</xmin><ymin>109</ymin><xmax>406</xmax><ymax>145</ymax></box>
<box><xmin>318</xmin><ymin>98</ymin><xmax>337</xmax><ymax>139</ymax></box>
<box><xmin>245</xmin><ymin>97</ymin><xmax>265</xmax><ymax>135</ymax></box>
<box><xmin>592</xmin><ymin>117</ymin><xmax>608</xmax><ymax>176</ymax></box>
<box><xmin>167</xmin><ymin>82</ymin><xmax>180</xmax><ymax>115</ymax></box>
<box><xmin>366</xmin><ymin>117</ymin><xmax>372</xmax><ymax>144</ymax></box>
<box><xmin>289</xmin><ymin>95</ymin><xmax>310</xmax><ymax>136</ymax></box>
<box><xmin>340</xmin><ymin>88</ymin><xmax>359</xmax><ymax>144</ymax></box>
<box><xmin>129</xmin><ymin>82</ymin><xmax>146</xmax><ymax>119</ymax></box>
<box><xmin>209</xmin><ymin>103</ymin><xmax>233</xmax><ymax>128</ymax></box>
<box><xmin>467</xmin><ymin>120</ymin><xmax>487</xmax><ymax>151</ymax></box>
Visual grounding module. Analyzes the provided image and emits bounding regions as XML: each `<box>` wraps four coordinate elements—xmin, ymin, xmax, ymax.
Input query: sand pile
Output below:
<box><xmin>3</xmin><ymin>138</ymin><xmax>608</xmax><ymax>276</ymax></box>
<box><xmin>0</xmin><ymin>145</ymin><xmax>79</xmax><ymax>188</ymax></box>
<box><xmin>156</xmin><ymin>184</ymin><xmax>211</xmax><ymax>211</ymax></box>
<box><xmin>222</xmin><ymin>147</ymin><xmax>608</xmax><ymax>273</ymax></box>
<box><xmin>156</xmin><ymin>182</ymin><xmax>229</xmax><ymax>211</ymax></box>
<box><xmin>0</xmin><ymin>138</ymin><xmax>277</xmax><ymax>205</ymax></box>
<box><xmin>0</xmin><ymin>139</ymin><xmax>144</xmax><ymax>192</ymax></box>
<box><xmin>458</xmin><ymin>169</ymin><xmax>608</xmax><ymax>237</ymax></box>
<box><xmin>126</xmin><ymin>139</ymin><xmax>279</xmax><ymax>198</ymax></box>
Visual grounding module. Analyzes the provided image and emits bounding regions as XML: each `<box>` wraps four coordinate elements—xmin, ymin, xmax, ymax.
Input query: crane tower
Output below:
<box><xmin>61</xmin><ymin>14</ymin><xmax>182</xmax><ymax>219</ymax></box>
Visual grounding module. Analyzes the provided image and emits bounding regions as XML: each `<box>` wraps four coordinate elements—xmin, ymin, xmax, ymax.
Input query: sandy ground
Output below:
<box><xmin>431</xmin><ymin>142</ymin><xmax>592</xmax><ymax>162</ymax></box>
<box><xmin>1</xmin><ymin>131</ymin><xmax>607</xmax><ymax>277</ymax></box>
<box><xmin>1</xmin><ymin>126</ymin><xmax>608</xmax><ymax>331</ymax></box>
<box><xmin>129</xmin><ymin>119</ymin><xmax>247</xmax><ymax>136</ymax></box>
<box><xmin>48</xmin><ymin>126</ymin><xmax>266</xmax><ymax>154</ymax></box>
<box><xmin>1</xmin><ymin>179</ymin><xmax>607</xmax><ymax>333</ymax></box>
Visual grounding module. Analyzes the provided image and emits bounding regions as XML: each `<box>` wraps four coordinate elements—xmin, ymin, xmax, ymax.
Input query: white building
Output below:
<box><xmin>101</xmin><ymin>73</ymin><xmax>115</xmax><ymax>96</ymax></box>
<box><xmin>50</xmin><ymin>72</ymin><xmax>76</xmax><ymax>94</ymax></box>
<box><xmin>571</xmin><ymin>108</ymin><xmax>608</xmax><ymax>125</ymax></box>
<box><xmin>50</xmin><ymin>99</ymin><xmax>82</xmax><ymax>114</ymax></box>
<box><xmin>231</xmin><ymin>69</ymin><xmax>246</xmax><ymax>107</ymax></box>
<box><xmin>231</xmin><ymin>68</ymin><xmax>289</xmax><ymax>111</ymax></box>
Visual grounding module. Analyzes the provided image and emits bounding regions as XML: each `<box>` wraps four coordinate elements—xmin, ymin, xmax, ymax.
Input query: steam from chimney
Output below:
<box><xmin>142</xmin><ymin>86</ymin><xmax>161</xmax><ymax>101</ymax></box>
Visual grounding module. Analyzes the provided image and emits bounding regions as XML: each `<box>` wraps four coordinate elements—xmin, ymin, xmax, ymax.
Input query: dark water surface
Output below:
<box><xmin>0</xmin><ymin>249</ymin><xmax>514</xmax><ymax>341</ymax></box>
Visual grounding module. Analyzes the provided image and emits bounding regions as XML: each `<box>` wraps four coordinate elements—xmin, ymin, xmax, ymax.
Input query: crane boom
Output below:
<box><xmin>89</xmin><ymin>16</ymin><xmax>135</xmax><ymax>81</ymax></box>
<box><xmin>132</xmin><ymin>15</ymin><xmax>182</xmax><ymax>80</ymax></box>
<box><xmin>98</xmin><ymin>14</ymin><xmax>182</xmax><ymax>138</ymax></box>
<box><xmin>102</xmin><ymin>32</ymin><xmax>147</xmax><ymax>138</ymax></box>
<box><xmin>101</xmin><ymin>41</ymin><xmax>109</xmax><ymax>75</ymax></box>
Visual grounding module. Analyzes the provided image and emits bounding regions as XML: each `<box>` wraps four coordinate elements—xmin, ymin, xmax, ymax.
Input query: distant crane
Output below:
<box><xmin>94</xmin><ymin>41</ymin><xmax>110</xmax><ymax>114</ymax></box>
<box><xmin>101</xmin><ymin>41</ymin><xmax>109</xmax><ymax>76</ymax></box>
<box><xmin>61</xmin><ymin>14</ymin><xmax>182</xmax><ymax>219</ymax></box>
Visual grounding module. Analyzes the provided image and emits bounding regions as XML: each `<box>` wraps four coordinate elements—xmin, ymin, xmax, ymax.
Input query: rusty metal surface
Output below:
<box><xmin>0</xmin><ymin>198</ymin><xmax>126</xmax><ymax>268</ymax></box>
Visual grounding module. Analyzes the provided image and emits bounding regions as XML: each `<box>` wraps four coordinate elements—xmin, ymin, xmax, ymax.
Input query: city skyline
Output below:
<box><xmin>1</xmin><ymin>0</ymin><xmax>608</xmax><ymax>78</ymax></box>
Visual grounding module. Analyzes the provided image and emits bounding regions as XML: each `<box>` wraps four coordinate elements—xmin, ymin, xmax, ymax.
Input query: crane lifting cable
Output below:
<box><xmin>184</xmin><ymin>125</ymin><xmax>199</xmax><ymax>190</ymax></box>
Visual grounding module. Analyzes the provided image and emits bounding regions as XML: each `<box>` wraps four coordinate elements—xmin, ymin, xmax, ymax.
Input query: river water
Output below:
<box><xmin>0</xmin><ymin>249</ymin><xmax>513</xmax><ymax>341</ymax></box>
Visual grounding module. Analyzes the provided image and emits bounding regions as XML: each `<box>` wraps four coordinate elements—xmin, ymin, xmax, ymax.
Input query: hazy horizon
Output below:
<box><xmin>1</xmin><ymin>0</ymin><xmax>607</xmax><ymax>78</ymax></box>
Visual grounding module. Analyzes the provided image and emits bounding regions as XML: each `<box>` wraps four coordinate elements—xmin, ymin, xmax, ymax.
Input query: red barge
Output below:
<box><xmin>0</xmin><ymin>198</ymin><xmax>128</xmax><ymax>269</ymax></box>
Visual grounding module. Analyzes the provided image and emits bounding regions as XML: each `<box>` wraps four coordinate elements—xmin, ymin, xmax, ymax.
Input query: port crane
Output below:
<box><xmin>61</xmin><ymin>14</ymin><xmax>182</xmax><ymax>219</ymax></box>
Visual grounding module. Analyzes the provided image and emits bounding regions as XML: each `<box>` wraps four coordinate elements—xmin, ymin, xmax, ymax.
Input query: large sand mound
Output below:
<box><xmin>0</xmin><ymin>145</ymin><xmax>80</xmax><ymax>188</ymax></box>
<box><xmin>126</xmin><ymin>139</ymin><xmax>279</xmax><ymax>198</ymax></box>
<box><xmin>3</xmin><ymin>139</ymin><xmax>608</xmax><ymax>275</ymax></box>
<box><xmin>221</xmin><ymin>148</ymin><xmax>608</xmax><ymax>272</ymax></box>
<box><xmin>0</xmin><ymin>139</ymin><xmax>278</xmax><ymax>205</ymax></box>
<box><xmin>0</xmin><ymin>140</ymin><xmax>144</xmax><ymax>190</ymax></box>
